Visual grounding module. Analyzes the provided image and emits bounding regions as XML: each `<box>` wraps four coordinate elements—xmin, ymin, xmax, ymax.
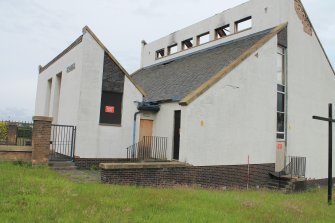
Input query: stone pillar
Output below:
<box><xmin>7</xmin><ymin>124</ymin><xmax>18</xmax><ymax>145</ymax></box>
<box><xmin>32</xmin><ymin>116</ymin><xmax>52</xmax><ymax>165</ymax></box>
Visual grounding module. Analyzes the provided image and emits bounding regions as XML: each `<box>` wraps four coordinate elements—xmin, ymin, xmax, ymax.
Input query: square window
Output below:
<box><xmin>156</xmin><ymin>49</ymin><xmax>165</xmax><ymax>59</ymax></box>
<box><xmin>215</xmin><ymin>25</ymin><xmax>230</xmax><ymax>39</ymax></box>
<box><xmin>235</xmin><ymin>17</ymin><xmax>252</xmax><ymax>32</ymax></box>
<box><xmin>182</xmin><ymin>38</ymin><xmax>193</xmax><ymax>50</ymax></box>
<box><xmin>197</xmin><ymin>32</ymin><xmax>210</xmax><ymax>45</ymax></box>
<box><xmin>167</xmin><ymin>44</ymin><xmax>178</xmax><ymax>55</ymax></box>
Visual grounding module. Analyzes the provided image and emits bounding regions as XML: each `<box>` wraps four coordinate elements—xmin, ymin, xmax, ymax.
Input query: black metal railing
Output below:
<box><xmin>49</xmin><ymin>124</ymin><xmax>76</xmax><ymax>161</ymax></box>
<box><xmin>284</xmin><ymin>156</ymin><xmax>306</xmax><ymax>178</ymax></box>
<box><xmin>0</xmin><ymin>120</ymin><xmax>33</xmax><ymax>146</ymax></box>
<box><xmin>126</xmin><ymin>136</ymin><xmax>168</xmax><ymax>161</ymax></box>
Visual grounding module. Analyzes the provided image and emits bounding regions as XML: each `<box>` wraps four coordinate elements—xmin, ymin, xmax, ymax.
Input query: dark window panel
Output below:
<box><xmin>99</xmin><ymin>91</ymin><xmax>123</xmax><ymax>125</ymax></box>
<box><xmin>102</xmin><ymin>53</ymin><xmax>125</xmax><ymax>93</ymax></box>
<box><xmin>277</xmin><ymin>92</ymin><xmax>285</xmax><ymax>112</ymax></box>
<box><xmin>277</xmin><ymin>84</ymin><xmax>285</xmax><ymax>92</ymax></box>
<box><xmin>277</xmin><ymin>133</ymin><xmax>285</xmax><ymax>140</ymax></box>
<box><xmin>277</xmin><ymin>112</ymin><xmax>285</xmax><ymax>132</ymax></box>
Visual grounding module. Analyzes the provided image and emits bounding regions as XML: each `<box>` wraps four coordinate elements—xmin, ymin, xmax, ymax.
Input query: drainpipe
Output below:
<box><xmin>132</xmin><ymin>111</ymin><xmax>141</xmax><ymax>158</ymax></box>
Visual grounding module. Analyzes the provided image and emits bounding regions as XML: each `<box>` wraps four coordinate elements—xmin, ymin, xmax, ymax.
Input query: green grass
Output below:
<box><xmin>0</xmin><ymin>161</ymin><xmax>334</xmax><ymax>223</ymax></box>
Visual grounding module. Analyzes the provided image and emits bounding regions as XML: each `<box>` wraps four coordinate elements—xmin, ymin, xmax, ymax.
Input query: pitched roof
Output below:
<box><xmin>132</xmin><ymin>23</ymin><xmax>287</xmax><ymax>105</ymax></box>
<box><xmin>39</xmin><ymin>26</ymin><xmax>146</xmax><ymax>96</ymax></box>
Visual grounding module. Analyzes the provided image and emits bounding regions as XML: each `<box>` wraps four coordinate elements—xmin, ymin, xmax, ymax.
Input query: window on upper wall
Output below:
<box><xmin>197</xmin><ymin>32</ymin><xmax>210</xmax><ymax>45</ymax></box>
<box><xmin>182</xmin><ymin>38</ymin><xmax>194</xmax><ymax>50</ymax></box>
<box><xmin>99</xmin><ymin>53</ymin><xmax>125</xmax><ymax>126</ymax></box>
<box><xmin>156</xmin><ymin>49</ymin><xmax>165</xmax><ymax>59</ymax></box>
<box><xmin>167</xmin><ymin>44</ymin><xmax>178</xmax><ymax>55</ymax></box>
<box><xmin>235</xmin><ymin>16</ymin><xmax>252</xmax><ymax>32</ymax></box>
<box><xmin>215</xmin><ymin>25</ymin><xmax>231</xmax><ymax>39</ymax></box>
<box><xmin>276</xmin><ymin>46</ymin><xmax>286</xmax><ymax>140</ymax></box>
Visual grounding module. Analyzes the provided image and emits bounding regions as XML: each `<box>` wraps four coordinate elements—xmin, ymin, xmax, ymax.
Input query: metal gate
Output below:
<box><xmin>49</xmin><ymin>124</ymin><xmax>76</xmax><ymax>161</ymax></box>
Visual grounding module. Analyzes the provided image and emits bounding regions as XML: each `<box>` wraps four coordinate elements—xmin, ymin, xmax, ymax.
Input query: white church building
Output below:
<box><xmin>35</xmin><ymin>0</ymin><xmax>335</xmax><ymax>181</ymax></box>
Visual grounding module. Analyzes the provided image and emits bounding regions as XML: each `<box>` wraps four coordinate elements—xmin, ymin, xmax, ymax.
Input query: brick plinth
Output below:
<box><xmin>101</xmin><ymin>163</ymin><xmax>275</xmax><ymax>189</ymax></box>
<box><xmin>31</xmin><ymin>116</ymin><xmax>52</xmax><ymax>165</ymax></box>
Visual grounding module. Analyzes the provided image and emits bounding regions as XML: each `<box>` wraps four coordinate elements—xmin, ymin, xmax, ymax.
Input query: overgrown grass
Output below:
<box><xmin>0</xmin><ymin>161</ymin><xmax>334</xmax><ymax>223</ymax></box>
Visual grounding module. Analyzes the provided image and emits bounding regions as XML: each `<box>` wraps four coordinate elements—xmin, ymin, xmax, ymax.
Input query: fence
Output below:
<box><xmin>126</xmin><ymin>136</ymin><xmax>168</xmax><ymax>161</ymax></box>
<box><xmin>0</xmin><ymin>121</ymin><xmax>33</xmax><ymax>146</ymax></box>
<box><xmin>49</xmin><ymin>124</ymin><xmax>76</xmax><ymax>161</ymax></box>
<box><xmin>284</xmin><ymin>156</ymin><xmax>307</xmax><ymax>178</ymax></box>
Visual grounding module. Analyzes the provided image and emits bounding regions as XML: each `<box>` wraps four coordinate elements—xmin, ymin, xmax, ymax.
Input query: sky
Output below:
<box><xmin>0</xmin><ymin>0</ymin><xmax>334</xmax><ymax>121</ymax></box>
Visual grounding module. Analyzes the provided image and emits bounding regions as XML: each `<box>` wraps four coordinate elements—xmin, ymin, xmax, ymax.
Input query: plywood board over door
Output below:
<box><xmin>139</xmin><ymin>119</ymin><xmax>153</xmax><ymax>160</ymax></box>
<box><xmin>139</xmin><ymin>119</ymin><xmax>153</xmax><ymax>139</ymax></box>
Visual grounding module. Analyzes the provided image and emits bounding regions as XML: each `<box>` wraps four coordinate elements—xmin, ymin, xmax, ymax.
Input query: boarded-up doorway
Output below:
<box><xmin>139</xmin><ymin>119</ymin><xmax>153</xmax><ymax>139</ymax></box>
<box><xmin>139</xmin><ymin>119</ymin><xmax>153</xmax><ymax>160</ymax></box>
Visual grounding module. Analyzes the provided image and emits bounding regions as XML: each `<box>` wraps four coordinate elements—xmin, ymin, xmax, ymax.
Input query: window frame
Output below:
<box><xmin>235</xmin><ymin>16</ymin><xmax>252</xmax><ymax>33</ymax></box>
<box><xmin>196</xmin><ymin>32</ymin><xmax>210</xmax><ymax>45</ymax></box>
<box><xmin>215</xmin><ymin>24</ymin><xmax>231</xmax><ymax>39</ymax></box>
<box><xmin>181</xmin><ymin>38</ymin><xmax>194</xmax><ymax>50</ymax></box>
<box><xmin>155</xmin><ymin>48</ymin><xmax>165</xmax><ymax>60</ymax></box>
<box><xmin>167</xmin><ymin>44</ymin><xmax>178</xmax><ymax>55</ymax></box>
<box><xmin>276</xmin><ymin>45</ymin><xmax>287</xmax><ymax>141</ymax></box>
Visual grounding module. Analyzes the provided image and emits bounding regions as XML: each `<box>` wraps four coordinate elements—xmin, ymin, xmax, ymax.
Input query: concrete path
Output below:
<box><xmin>53</xmin><ymin>168</ymin><xmax>101</xmax><ymax>183</ymax></box>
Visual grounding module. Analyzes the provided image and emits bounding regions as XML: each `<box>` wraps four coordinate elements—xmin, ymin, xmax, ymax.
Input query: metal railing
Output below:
<box><xmin>0</xmin><ymin>120</ymin><xmax>33</xmax><ymax>146</ymax></box>
<box><xmin>126</xmin><ymin>136</ymin><xmax>168</xmax><ymax>161</ymax></box>
<box><xmin>49</xmin><ymin>124</ymin><xmax>76</xmax><ymax>161</ymax></box>
<box><xmin>284</xmin><ymin>156</ymin><xmax>306</xmax><ymax>178</ymax></box>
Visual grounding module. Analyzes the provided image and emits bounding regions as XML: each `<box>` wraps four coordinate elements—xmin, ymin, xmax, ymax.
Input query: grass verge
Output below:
<box><xmin>0</xmin><ymin>161</ymin><xmax>334</xmax><ymax>223</ymax></box>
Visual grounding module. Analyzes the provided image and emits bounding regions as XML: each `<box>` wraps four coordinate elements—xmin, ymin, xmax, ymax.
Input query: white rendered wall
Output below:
<box><xmin>35</xmin><ymin>42</ymin><xmax>83</xmax><ymax>126</ymax></box>
<box><xmin>151</xmin><ymin>102</ymin><xmax>184</xmax><ymax>160</ymax></box>
<box><xmin>141</xmin><ymin>0</ymin><xmax>290</xmax><ymax>68</ymax></box>
<box><xmin>75</xmin><ymin>32</ymin><xmax>143</xmax><ymax>158</ymax></box>
<box><xmin>285</xmin><ymin>1</ymin><xmax>335</xmax><ymax>179</ymax></box>
<box><xmin>179</xmin><ymin>38</ymin><xmax>278</xmax><ymax>166</ymax></box>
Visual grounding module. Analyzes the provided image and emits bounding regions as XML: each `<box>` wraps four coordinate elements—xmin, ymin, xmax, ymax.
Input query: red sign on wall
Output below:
<box><xmin>277</xmin><ymin>143</ymin><xmax>283</xmax><ymax>150</ymax></box>
<box><xmin>105</xmin><ymin>106</ymin><xmax>115</xmax><ymax>113</ymax></box>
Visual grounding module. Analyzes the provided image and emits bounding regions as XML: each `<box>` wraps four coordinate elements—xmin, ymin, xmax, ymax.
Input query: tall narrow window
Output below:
<box><xmin>277</xmin><ymin>46</ymin><xmax>286</xmax><ymax>140</ymax></box>
<box><xmin>45</xmin><ymin>78</ymin><xmax>52</xmax><ymax>116</ymax></box>
<box><xmin>52</xmin><ymin>73</ymin><xmax>62</xmax><ymax>123</ymax></box>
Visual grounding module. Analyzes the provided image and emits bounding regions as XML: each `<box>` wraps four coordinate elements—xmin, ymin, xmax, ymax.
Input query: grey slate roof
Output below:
<box><xmin>132</xmin><ymin>28</ymin><xmax>273</xmax><ymax>102</ymax></box>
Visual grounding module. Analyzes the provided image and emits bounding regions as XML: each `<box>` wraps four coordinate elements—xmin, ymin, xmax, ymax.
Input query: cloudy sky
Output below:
<box><xmin>0</xmin><ymin>0</ymin><xmax>334</xmax><ymax>121</ymax></box>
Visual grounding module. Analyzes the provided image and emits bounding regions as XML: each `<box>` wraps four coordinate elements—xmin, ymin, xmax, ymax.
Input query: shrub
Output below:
<box><xmin>0</xmin><ymin>122</ymin><xmax>8</xmax><ymax>142</ymax></box>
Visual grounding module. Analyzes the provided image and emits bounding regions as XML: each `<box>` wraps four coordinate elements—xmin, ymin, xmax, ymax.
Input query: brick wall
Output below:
<box><xmin>31</xmin><ymin>116</ymin><xmax>52</xmax><ymax>165</ymax></box>
<box><xmin>307</xmin><ymin>177</ymin><xmax>335</xmax><ymax>188</ymax></box>
<box><xmin>75</xmin><ymin>158</ymin><xmax>132</xmax><ymax>169</ymax></box>
<box><xmin>101</xmin><ymin>163</ymin><xmax>275</xmax><ymax>189</ymax></box>
<box><xmin>0</xmin><ymin>147</ymin><xmax>32</xmax><ymax>161</ymax></box>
